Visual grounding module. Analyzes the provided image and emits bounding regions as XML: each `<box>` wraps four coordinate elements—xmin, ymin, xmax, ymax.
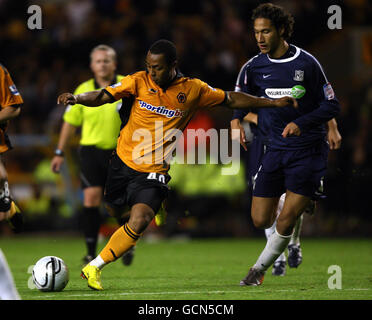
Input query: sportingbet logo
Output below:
<box><xmin>139</xmin><ymin>100</ymin><xmax>186</xmax><ymax>118</ymax></box>
<box><xmin>265</xmin><ymin>85</ymin><xmax>306</xmax><ymax>99</ymax></box>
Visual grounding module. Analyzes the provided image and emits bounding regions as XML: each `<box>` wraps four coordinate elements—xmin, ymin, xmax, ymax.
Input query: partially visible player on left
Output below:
<box><xmin>0</xmin><ymin>63</ymin><xmax>22</xmax><ymax>300</ymax></box>
<box><xmin>0</xmin><ymin>63</ymin><xmax>22</xmax><ymax>232</ymax></box>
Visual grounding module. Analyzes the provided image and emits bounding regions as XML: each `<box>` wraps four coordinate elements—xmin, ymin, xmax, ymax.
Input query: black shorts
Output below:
<box><xmin>104</xmin><ymin>153</ymin><xmax>170</xmax><ymax>213</ymax></box>
<box><xmin>78</xmin><ymin>146</ymin><xmax>114</xmax><ymax>189</ymax></box>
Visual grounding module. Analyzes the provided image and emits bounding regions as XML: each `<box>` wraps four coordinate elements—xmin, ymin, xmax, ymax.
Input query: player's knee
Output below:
<box><xmin>83</xmin><ymin>187</ymin><xmax>102</xmax><ymax>207</ymax></box>
<box><xmin>252</xmin><ymin>214</ymin><xmax>273</xmax><ymax>229</ymax></box>
<box><xmin>104</xmin><ymin>204</ymin><xmax>120</xmax><ymax>218</ymax></box>
<box><xmin>276</xmin><ymin>213</ymin><xmax>296</xmax><ymax>234</ymax></box>
<box><xmin>129</xmin><ymin>204</ymin><xmax>155</xmax><ymax>233</ymax></box>
<box><xmin>0</xmin><ymin>163</ymin><xmax>8</xmax><ymax>181</ymax></box>
<box><xmin>84</xmin><ymin>199</ymin><xmax>101</xmax><ymax>207</ymax></box>
<box><xmin>130</xmin><ymin>215</ymin><xmax>152</xmax><ymax>234</ymax></box>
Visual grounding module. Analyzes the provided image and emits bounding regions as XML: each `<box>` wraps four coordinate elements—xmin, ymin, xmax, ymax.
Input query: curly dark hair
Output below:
<box><xmin>252</xmin><ymin>3</ymin><xmax>295</xmax><ymax>40</ymax></box>
<box><xmin>149</xmin><ymin>39</ymin><xmax>177</xmax><ymax>66</ymax></box>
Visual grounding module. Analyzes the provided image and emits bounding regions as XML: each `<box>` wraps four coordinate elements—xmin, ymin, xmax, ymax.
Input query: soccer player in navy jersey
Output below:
<box><xmin>233</xmin><ymin>3</ymin><xmax>341</xmax><ymax>285</ymax></box>
<box><xmin>232</xmin><ymin>112</ymin><xmax>341</xmax><ymax>276</ymax></box>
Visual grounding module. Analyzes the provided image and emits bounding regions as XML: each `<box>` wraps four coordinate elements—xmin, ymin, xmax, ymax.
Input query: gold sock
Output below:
<box><xmin>99</xmin><ymin>223</ymin><xmax>140</xmax><ymax>263</ymax></box>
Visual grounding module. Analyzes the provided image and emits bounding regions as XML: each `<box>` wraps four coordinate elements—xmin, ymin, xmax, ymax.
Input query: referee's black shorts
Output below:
<box><xmin>78</xmin><ymin>145</ymin><xmax>114</xmax><ymax>189</ymax></box>
<box><xmin>104</xmin><ymin>152</ymin><xmax>170</xmax><ymax>214</ymax></box>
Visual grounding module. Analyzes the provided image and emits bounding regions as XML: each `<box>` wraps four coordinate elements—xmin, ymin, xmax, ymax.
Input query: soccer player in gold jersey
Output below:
<box><xmin>0</xmin><ymin>64</ymin><xmax>22</xmax><ymax>300</ymax></box>
<box><xmin>51</xmin><ymin>45</ymin><xmax>134</xmax><ymax>265</ymax></box>
<box><xmin>0</xmin><ymin>64</ymin><xmax>23</xmax><ymax>233</ymax></box>
<box><xmin>57</xmin><ymin>39</ymin><xmax>297</xmax><ymax>291</ymax></box>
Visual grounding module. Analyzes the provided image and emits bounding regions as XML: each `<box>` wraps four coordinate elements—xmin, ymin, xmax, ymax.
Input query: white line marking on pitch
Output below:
<box><xmin>31</xmin><ymin>288</ymin><xmax>370</xmax><ymax>299</ymax></box>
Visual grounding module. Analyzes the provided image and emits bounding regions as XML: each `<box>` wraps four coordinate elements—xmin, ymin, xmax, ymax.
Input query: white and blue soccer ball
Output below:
<box><xmin>32</xmin><ymin>256</ymin><xmax>69</xmax><ymax>292</ymax></box>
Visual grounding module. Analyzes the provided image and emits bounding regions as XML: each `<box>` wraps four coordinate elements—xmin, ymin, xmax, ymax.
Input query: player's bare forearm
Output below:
<box><xmin>224</xmin><ymin>91</ymin><xmax>298</xmax><ymax>109</ymax></box>
<box><xmin>326</xmin><ymin>118</ymin><xmax>342</xmax><ymax>150</ymax></box>
<box><xmin>327</xmin><ymin>118</ymin><xmax>338</xmax><ymax>131</ymax></box>
<box><xmin>0</xmin><ymin>105</ymin><xmax>21</xmax><ymax>123</ymax></box>
<box><xmin>224</xmin><ymin>91</ymin><xmax>272</xmax><ymax>109</ymax></box>
<box><xmin>57</xmin><ymin>90</ymin><xmax>112</xmax><ymax>107</ymax></box>
<box><xmin>76</xmin><ymin>90</ymin><xmax>112</xmax><ymax>106</ymax></box>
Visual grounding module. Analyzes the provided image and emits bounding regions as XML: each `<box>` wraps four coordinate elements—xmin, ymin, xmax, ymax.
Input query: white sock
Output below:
<box><xmin>265</xmin><ymin>219</ymin><xmax>286</xmax><ymax>262</ymax></box>
<box><xmin>265</xmin><ymin>193</ymin><xmax>287</xmax><ymax>263</ymax></box>
<box><xmin>289</xmin><ymin>214</ymin><xmax>303</xmax><ymax>246</ymax></box>
<box><xmin>264</xmin><ymin>193</ymin><xmax>286</xmax><ymax>239</ymax></box>
<box><xmin>0</xmin><ymin>249</ymin><xmax>21</xmax><ymax>300</ymax></box>
<box><xmin>254</xmin><ymin>228</ymin><xmax>292</xmax><ymax>272</ymax></box>
<box><xmin>264</xmin><ymin>220</ymin><xmax>276</xmax><ymax>239</ymax></box>
<box><xmin>89</xmin><ymin>255</ymin><xmax>106</xmax><ymax>270</ymax></box>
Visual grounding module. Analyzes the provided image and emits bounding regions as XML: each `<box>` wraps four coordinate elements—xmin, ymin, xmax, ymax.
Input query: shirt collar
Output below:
<box><xmin>267</xmin><ymin>45</ymin><xmax>300</xmax><ymax>63</ymax></box>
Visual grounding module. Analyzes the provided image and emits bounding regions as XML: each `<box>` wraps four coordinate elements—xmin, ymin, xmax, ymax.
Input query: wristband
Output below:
<box><xmin>54</xmin><ymin>149</ymin><xmax>64</xmax><ymax>157</ymax></box>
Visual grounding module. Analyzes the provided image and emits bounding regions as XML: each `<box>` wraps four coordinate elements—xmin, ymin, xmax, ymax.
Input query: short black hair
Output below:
<box><xmin>149</xmin><ymin>39</ymin><xmax>177</xmax><ymax>65</ymax></box>
<box><xmin>252</xmin><ymin>3</ymin><xmax>294</xmax><ymax>40</ymax></box>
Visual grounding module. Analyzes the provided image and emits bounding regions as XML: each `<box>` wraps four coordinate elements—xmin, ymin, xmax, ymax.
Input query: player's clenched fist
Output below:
<box><xmin>57</xmin><ymin>93</ymin><xmax>77</xmax><ymax>106</ymax></box>
<box><xmin>274</xmin><ymin>96</ymin><xmax>298</xmax><ymax>109</ymax></box>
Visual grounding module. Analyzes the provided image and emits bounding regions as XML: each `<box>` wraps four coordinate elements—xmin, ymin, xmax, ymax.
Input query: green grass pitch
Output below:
<box><xmin>1</xmin><ymin>236</ymin><xmax>371</xmax><ymax>300</ymax></box>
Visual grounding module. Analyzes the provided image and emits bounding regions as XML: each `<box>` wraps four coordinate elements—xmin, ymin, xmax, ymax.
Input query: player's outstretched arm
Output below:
<box><xmin>224</xmin><ymin>91</ymin><xmax>298</xmax><ymax>109</ymax></box>
<box><xmin>57</xmin><ymin>90</ymin><xmax>112</xmax><ymax>107</ymax></box>
<box><xmin>0</xmin><ymin>106</ymin><xmax>21</xmax><ymax>123</ymax></box>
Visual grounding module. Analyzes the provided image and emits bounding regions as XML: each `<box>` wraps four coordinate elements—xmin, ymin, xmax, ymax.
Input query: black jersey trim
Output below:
<box><xmin>222</xmin><ymin>91</ymin><xmax>228</xmax><ymax>105</ymax></box>
<box><xmin>102</xmin><ymin>89</ymin><xmax>116</xmax><ymax>103</ymax></box>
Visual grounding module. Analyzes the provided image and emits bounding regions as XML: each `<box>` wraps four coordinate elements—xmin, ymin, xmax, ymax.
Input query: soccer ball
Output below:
<box><xmin>32</xmin><ymin>256</ymin><xmax>69</xmax><ymax>292</ymax></box>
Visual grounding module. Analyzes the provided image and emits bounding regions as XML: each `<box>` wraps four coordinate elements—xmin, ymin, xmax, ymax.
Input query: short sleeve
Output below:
<box><xmin>104</xmin><ymin>75</ymin><xmax>137</xmax><ymax>101</ymax></box>
<box><xmin>197</xmin><ymin>80</ymin><xmax>226</xmax><ymax>108</ymax></box>
<box><xmin>0</xmin><ymin>65</ymin><xmax>23</xmax><ymax>107</ymax></box>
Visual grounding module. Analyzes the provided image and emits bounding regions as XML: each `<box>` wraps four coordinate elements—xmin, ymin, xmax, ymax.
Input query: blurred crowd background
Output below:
<box><xmin>0</xmin><ymin>0</ymin><xmax>371</xmax><ymax>238</ymax></box>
